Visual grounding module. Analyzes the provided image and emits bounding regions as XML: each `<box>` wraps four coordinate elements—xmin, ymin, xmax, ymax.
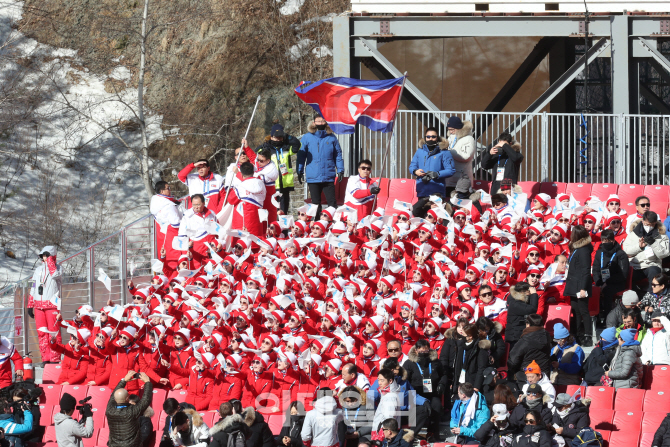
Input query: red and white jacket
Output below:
<box><xmin>178</xmin><ymin>207</ymin><xmax>218</xmax><ymax>242</ymax></box>
<box><xmin>150</xmin><ymin>194</ymin><xmax>183</xmax><ymax>233</ymax></box>
<box><xmin>178</xmin><ymin>164</ymin><xmax>226</xmax><ymax>212</ymax></box>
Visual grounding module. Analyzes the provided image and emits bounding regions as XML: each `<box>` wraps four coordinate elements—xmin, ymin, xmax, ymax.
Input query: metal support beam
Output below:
<box><xmin>637</xmin><ymin>37</ymin><xmax>670</xmax><ymax>74</ymax></box>
<box><xmin>333</xmin><ymin>16</ymin><xmax>351</xmax><ymax>78</ymax></box>
<box><xmin>648</xmin><ymin>58</ymin><xmax>670</xmax><ymax>86</ymax></box>
<box><xmin>640</xmin><ymin>82</ymin><xmax>670</xmax><ymax>114</ymax></box>
<box><xmin>485</xmin><ymin>37</ymin><xmax>558</xmax><ymax>112</ymax></box>
<box><xmin>611</xmin><ymin>16</ymin><xmax>630</xmax><ymax>115</ymax></box>
<box><xmin>357</xmin><ymin>38</ymin><xmax>447</xmax><ymax>127</ymax></box>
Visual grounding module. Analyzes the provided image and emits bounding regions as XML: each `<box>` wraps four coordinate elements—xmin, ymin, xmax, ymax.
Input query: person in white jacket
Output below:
<box><xmin>170</xmin><ymin>408</ymin><xmax>211</xmax><ymax>447</ymax></box>
<box><xmin>371</xmin><ymin>369</ymin><xmax>402</xmax><ymax>433</ymax></box>
<box><xmin>301</xmin><ymin>394</ymin><xmax>343</xmax><ymax>447</ymax></box>
<box><xmin>622</xmin><ymin>211</ymin><xmax>670</xmax><ymax>293</ymax></box>
<box><xmin>444</xmin><ymin>116</ymin><xmax>475</xmax><ymax>196</ymax></box>
<box><xmin>641</xmin><ymin>311</ymin><xmax>670</xmax><ymax>365</ymax></box>
<box><xmin>28</xmin><ymin>246</ymin><xmax>62</xmax><ymax>365</ymax></box>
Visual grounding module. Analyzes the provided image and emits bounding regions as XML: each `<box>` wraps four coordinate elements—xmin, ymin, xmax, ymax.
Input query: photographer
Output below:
<box><xmin>0</xmin><ymin>395</ymin><xmax>33</xmax><ymax>447</ymax></box>
<box><xmin>106</xmin><ymin>371</ymin><xmax>153</xmax><ymax>447</ymax></box>
<box><xmin>54</xmin><ymin>393</ymin><xmax>93</xmax><ymax>447</ymax></box>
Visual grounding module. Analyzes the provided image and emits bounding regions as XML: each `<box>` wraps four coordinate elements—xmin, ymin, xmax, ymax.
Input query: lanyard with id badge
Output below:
<box><xmin>278</xmin><ymin>148</ymin><xmax>289</xmax><ymax>176</ymax></box>
<box><xmin>416</xmin><ymin>362</ymin><xmax>433</xmax><ymax>392</ymax></box>
<box><xmin>600</xmin><ymin>252</ymin><xmax>616</xmax><ymax>282</ymax></box>
<box><xmin>496</xmin><ymin>156</ymin><xmax>507</xmax><ymax>181</ymax></box>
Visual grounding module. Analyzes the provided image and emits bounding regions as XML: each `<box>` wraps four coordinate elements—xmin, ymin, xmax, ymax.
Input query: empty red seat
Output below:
<box><xmin>644</xmin><ymin>390</ymin><xmax>670</xmax><ymax>413</ymax></box>
<box><xmin>472</xmin><ymin>179</ymin><xmax>490</xmax><ymax>193</ymax></box>
<box><xmin>544</xmin><ymin>304</ymin><xmax>571</xmax><ymax>335</ymax></box>
<box><xmin>150</xmin><ymin>388</ymin><xmax>168</xmax><ymax>405</ymax></box>
<box><xmin>589</xmin><ymin>409</ymin><xmax>615</xmax><ymax>430</ymax></box>
<box><xmin>61</xmin><ymin>385</ymin><xmax>88</xmax><ymax>402</ymax></box>
<box><xmin>86</xmin><ymin>386</ymin><xmax>112</xmax><ymax>409</ymax></box>
<box><xmin>613</xmin><ymin>410</ymin><xmax>643</xmax><ymax>431</ymax></box>
<box><xmin>97</xmin><ymin>428</ymin><xmax>109</xmax><ymax>447</ymax></box>
<box><xmin>614</xmin><ymin>388</ymin><xmax>646</xmax><ymax>411</ymax></box>
<box><xmin>540</xmin><ymin>182</ymin><xmax>567</xmax><ymax>197</ymax></box>
<box><xmin>647</xmin><ymin>365</ymin><xmax>670</xmax><ymax>390</ymax></box>
<box><xmin>40</xmin><ymin>384</ymin><xmax>63</xmax><ymax>406</ymax></box>
<box><xmin>375</xmin><ymin>178</ymin><xmax>390</xmax><ymax>200</ymax></box>
<box><xmin>267</xmin><ymin>413</ymin><xmax>285</xmax><ymax>435</ymax></box>
<box><xmin>167</xmin><ymin>390</ymin><xmax>189</xmax><ymax>402</ymax></box>
<box><xmin>38</xmin><ymin>405</ymin><xmax>53</xmax><ymax>426</ymax></box>
<box><xmin>42</xmin><ymin>364</ymin><xmax>62</xmax><ymax>385</ymax></box>
<box><xmin>565</xmin><ymin>385</ymin><xmax>586</xmax><ymax>400</ymax></box>
<box><xmin>656</xmin><ymin>202</ymin><xmax>669</xmax><ymax>220</ymax></box>
<box><xmin>590</xmin><ymin>183</ymin><xmax>618</xmax><ymax>200</ymax></box>
<box><xmin>609</xmin><ymin>431</ymin><xmax>640</xmax><ymax>447</ymax></box>
<box><xmin>641</xmin><ymin>431</ymin><xmax>655</xmax><ymax>447</ymax></box>
<box><xmin>618</xmin><ymin>184</ymin><xmax>645</xmax><ymax>207</ymax></box>
<box><xmin>565</xmin><ymin>183</ymin><xmax>592</xmax><ymax>203</ymax></box>
<box><xmin>198</xmin><ymin>411</ymin><xmax>217</xmax><ymax>428</ymax></box>
<box><xmin>517</xmin><ymin>181</ymin><xmax>540</xmax><ymax>198</ymax></box>
<box><xmin>388</xmin><ymin>179</ymin><xmax>415</xmax><ymax>203</ymax></box>
<box><xmin>644</xmin><ymin>185</ymin><xmax>670</xmax><ymax>202</ymax></box>
<box><xmin>598</xmin><ymin>430</ymin><xmax>612</xmax><ymax>442</ymax></box>
<box><xmin>157</xmin><ymin>410</ymin><xmax>168</xmax><ymax>432</ymax></box>
<box><xmin>83</xmin><ymin>429</ymin><xmax>99</xmax><ymax>447</ymax></box>
<box><xmin>586</xmin><ymin>386</ymin><xmax>615</xmax><ymax>410</ymax></box>
<box><xmin>589</xmin><ymin>287</ymin><xmax>601</xmax><ymax>317</ymax></box>
<box><xmin>642</xmin><ymin>411</ymin><xmax>668</xmax><ymax>433</ymax></box>
<box><xmin>43</xmin><ymin>426</ymin><xmax>57</xmax><ymax>443</ymax></box>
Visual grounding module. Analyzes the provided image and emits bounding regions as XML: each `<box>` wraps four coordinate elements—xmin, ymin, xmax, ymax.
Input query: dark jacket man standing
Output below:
<box><xmin>106</xmin><ymin>370</ymin><xmax>153</xmax><ymax>447</ymax></box>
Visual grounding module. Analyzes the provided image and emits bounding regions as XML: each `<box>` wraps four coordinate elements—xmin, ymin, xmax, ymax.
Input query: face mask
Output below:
<box><xmin>600</xmin><ymin>242</ymin><xmax>614</xmax><ymax>251</ymax></box>
<box><xmin>426</xmin><ymin>140</ymin><xmax>438</xmax><ymax>148</ymax></box>
<box><xmin>290</xmin><ymin>415</ymin><xmax>304</xmax><ymax>422</ymax></box>
<box><xmin>557</xmin><ymin>405</ymin><xmax>572</xmax><ymax>418</ymax></box>
<box><xmin>316</xmin><ymin>124</ymin><xmax>327</xmax><ymax>131</ymax></box>
<box><xmin>419</xmin><ymin>352</ymin><xmax>430</xmax><ymax>358</ymax></box>
<box><xmin>644</xmin><ymin>225</ymin><xmax>653</xmax><ymax>233</ymax></box>
<box><xmin>272</xmin><ymin>139</ymin><xmax>283</xmax><ymax>147</ymax></box>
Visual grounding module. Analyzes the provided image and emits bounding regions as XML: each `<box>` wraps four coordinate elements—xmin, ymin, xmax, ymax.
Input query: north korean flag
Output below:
<box><xmin>294</xmin><ymin>76</ymin><xmax>405</xmax><ymax>134</ymax></box>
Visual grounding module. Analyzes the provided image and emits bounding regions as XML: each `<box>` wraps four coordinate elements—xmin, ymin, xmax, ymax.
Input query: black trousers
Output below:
<box><xmin>412</xmin><ymin>401</ymin><xmax>432</xmax><ymax>437</ymax></box>
<box><xmin>599</xmin><ymin>283</ymin><xmax>625</xmax><ymax>319</ymax></box>
<box><xmin>633</xmin><ymin>266</ymin><xmax>662</xmax><ymax>293</ymax></box>
<box><xmin>570</xmin><ymin>296</ymin><xmax>592</xmax><ymax>338</ymax></box>
<box><xmin>308</xmin><ymin>182</ymin><xmax>337</xmax><ymax>216</ymax></box>
<box><xmin>277</xmin><ymin>187</ymin><xmax>292</xmax><ymax>214</ymax></box>
<box><xmin>415</xmin><ymin>392</ymin><xmax>443</xmax><ymax>435</ymax></box>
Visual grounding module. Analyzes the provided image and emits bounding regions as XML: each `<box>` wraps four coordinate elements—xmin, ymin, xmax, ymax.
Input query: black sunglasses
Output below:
<box><xmin>425</xmin><ymin>135</ymin><xmax>438</xmax><ymax>139</ymax></box>
<box><xmin>639</xmin><ymin>202</ymin><xmax>651</xmax><ymax>207</ymax></box>
<box><xmin>359</xmin><ymin>166</ymin><xmax>371</xmax><ymax>171</ymax></box>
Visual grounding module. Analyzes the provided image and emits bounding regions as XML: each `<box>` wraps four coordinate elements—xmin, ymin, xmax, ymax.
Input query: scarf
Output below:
<box><xmin>461</xmin><ymin>393</ymin><xmax>479</xmax><ymax>426</ymax></box>
<box><xmin>556</xmin><ymin>404</ymin><xmax>573</xmax><ymax>418</ymax></box>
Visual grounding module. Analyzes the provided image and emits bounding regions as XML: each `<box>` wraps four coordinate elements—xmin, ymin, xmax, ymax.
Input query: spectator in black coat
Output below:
<box><xmin>480</xmin><ymin>132</ymin><xmax>523</xmax><ymax>195</ymax></box>
<box><xmin>451</xmin><ymin>324</ymin><xmax>489</xmax><ymax>395</ymax></box>
<box><xmin>439</xmin><ymin>318</ymin><xmax>467</xmax><ymax>386</ymax></box>
<box><xmin>209</xmin><ymin>402</ymin><xmax>250</xmax><ymax>447</ymax></box>
<box><xmin>481</xmin><ymin>368</ymin><xmax>520</xmax><ymax>407</ymax></box>
<box><xmin>593</xmin><ymin>229</ymin><xmax>630</xmax><ymax>320</ymax></box>
<box><xmin>509</xmin><ymin>384</ymin><xmax>552</xmax><ymax>431</ymax></box>
<box><xmin>476</xmin><ymin>317</ymin><xmax>506</xmax><ymax>368</ymax></box>
<box><xmin>380</xmin><ymin>419</ymin><xmax>413</xmax><ymax>447</ymax></box>
<box><xmin>549</xmin><ymin>394</ymin><xmax>590</xmax><ymax>446</ymax></box>
<box><xmin>507</xmin><ymin>314</ymin><xmax>552</xmax><ymax>378</ymax></box>
<box><xmin>403</xmin><ymin>339</ymin><xmax>448</xmax><ymax>439</ymax></box>
<box><xmin>506</xmin><ymin>283</ymin><xmax>540</xmax><ymax>351</ymax></box>
<box><xmin>606</xmin><ymin>290</ymin><xmax>640</xmax><ymax>329</ymax></box>
<box><xmin>511</xmin><ymin>410</ymin><xmax>553</xmax><ymax>447</ymax></box>
<box><xmin>129</xmin><ymin>394</ymin><xmax>155</xmax><ymax>447</ymax></box>
<box><xmin>652</xmin><ymin>412</ymin><xmax>670</xmax><ymax>447</ymax></box>
<box><xmin>474</xmin><ymin>404</ymin><xmax>516</xmax><ymax>447</ymax></box>
<box><xmin>230</xmin><ymin>401</ymin><xmax>274</xmax><ymax>447</ymax></box>
<box><xmin>278</xmin><ymin>402</ymin><xmax>306</xmax><ymax>447</ymax></box>
<box><xmin>583</xmin><ymin>327</ymin><xmax>619</xmax><ymax>385</ymax></box>
<box><xmin>160</xmin><ymin>398</ymin><xmax>181</xmax><ymax>447</ymax></box>
<box><xmin>563</xmin><ymin>226</ymin><xmax>594</xmax><ymax>346</ymax></box>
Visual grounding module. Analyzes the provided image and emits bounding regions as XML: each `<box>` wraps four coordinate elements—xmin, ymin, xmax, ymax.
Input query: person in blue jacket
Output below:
<box><xmin>450</xmin><ymin>382</ymin><xmax>490</xmax><ymax>444</ymax></box>
<box><xmin>550</xmin><ymin>323</ymin><xmax>585</xmax><ymax>386</ymax></box>
<box><xmin>0</xmin><ymin>400</ymin><xmax>34</xmax><ymax>447</ymax></box>
<box><xmin>408</xmin><ymin>127</ymin><xmax>455</xmax><ymax>218</ymax></box>
<box><xmin>297</xmin><ymin>115</ymin><xmax>344</xmax><ymax>216</ymax></box>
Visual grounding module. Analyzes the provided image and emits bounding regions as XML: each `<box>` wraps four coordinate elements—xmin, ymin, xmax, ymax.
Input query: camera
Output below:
<box><xmin>77</xmin><ymin>396</ymin><xmax>93</xmax><ymax>423</ymax></box>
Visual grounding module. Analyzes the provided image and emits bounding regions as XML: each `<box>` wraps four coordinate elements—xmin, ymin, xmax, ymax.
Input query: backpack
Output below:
<box><xmin>570</xmin><ymin>428</ymin><xmax>603</xmax><ymax>447</ymax></box>
<box><xmin>227</xmin><ymin>430</ymin><xmax>246</xmax><ymax>447</ymax></box>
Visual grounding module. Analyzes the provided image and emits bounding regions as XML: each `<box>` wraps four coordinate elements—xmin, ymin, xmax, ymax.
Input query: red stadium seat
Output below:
<box><xmin>613</xmin><ymin>410</ymin><xmax>643</xmax><ymax>431</ymax></box>
<box><xmin>151</xmin><ymin>388</ymin><xmax>168</xmax><ymax>405</ymax></box>
<box><xmin>472</xmin><ymin>179</ymin><xmax>490</xmax><ymax>193</ymax></box>
<box><xmin>97</xmin><ymin>428</ymin><xmax>109</xmax><ymax>447</ymax></box>
<box><xmin>374</xmin><ymin>178</ymin><xmax>390</xmax><ymax>201</ymax></box>
<box><xmin>40</xmin><ymin>384</ymin><xmax>62</xmax><ymax>405</ymax></box>
<box><xmin>544</xmin><ymin>305</ymin><xmax>570</xmax><ymax>335</ymax></box>
<box><xmin>42</xmin><ymin>365</ymin><xmax>62</xmax><ymax>385</ymax></box>
<box><xmin>647</xmin><ymin>365</ymin><xmax>670</xmax><ymax>391</ymax></box>
<box><xmin>89</xmin><ymin>405</ymin><xmax>105</xmax><ymax>428</ymax></box>
<box><xmin>609</xmin><ymin>430</ymin><xmax>640</xmax><ymax>447</ymax></box>
<box><xmin>644</xmin><ymin>390</ymin><xmax>670</xmax><ymax>413</ymax></box>
<box><xmin>644</xmin><ymin>185</ymin><xmax>670</xmax><ymax>202</ymax></box>
<box><xmin>388</xmin><ymin>179</ymin><xmax>415</xmax><ymax>203</ymax></box>
<box><xmin>590</xmin><ymin>183</ymin><xmax>618</xmax><ymax>200</ymax></box>
<box><xmin>267</xmin><ymin>413</ymin><xmax>285</xmax><ymax>435</ymax></box>
<box><xmin>86</xmin><ymin>386</ymin><xmax>112</xmax><ymax>409</ymax></box>
<box><xmin>517</xmin><ymin>181</ymin><xmax>540</xmax><ymax>198</ymax></box>
<box><xmin>565</xmin><ymin>385</ymin><xmax>585</xmax><ymax>400</ymax></box>
<box><xmin>43</xmin><ymin>444</ymin><xmax>58</xmax><ymax>447</ymax></box>
<box><xmin>565</xmin><ymin>183</ymin><xmax>592</xmax><ymax>203</ymax></box>
<box><xmin>43</xmin><ymin>426</ymin><xmax>57</xmax><ymax>443</ymax></box>
<box><xmin>598</xmin><ymin>430</ymin><xmax>612</xmax><ymax>442</ymax></box>
<box><xmin>618</xmin><ymin>184</ymin><xmax>646</xmax><ymax>207</ymax></box>
<box><xmin>641</xmin><ymin>431</ymin><xmax>655</xmax><ymax>447</ymax></box>
<box><xmin>642</xmin><ymin>411</ymin><xmax>668</xmax><ymax>433</ymax></box>
<box><xmin>656</xmin><ymin>202</ymin><xmax>669</xmax><ymax>220</ymax></box>
<box><xmin>39</xmin><ymin>405</ymin><xmax>53</xmax><ymax>427</ymax></box>
<box><xmin>199</xmin><ymin>411</ymin><xmax>217</xmax><ymax>428</ymax></box>
<box><xmin>589</xmin><ymin>409</ymin><xmax>615</xmax><ymax>430</ymax></box>
<box><xmin>61</xmin><ymin>385</ymin><xmax>88</xmax><ymax>402</ymax></box>
<box><xmin>614</xmin><ymin>388</ymin><xmax>645</xmax><ymax>411</ymax></box>
<box><xmin>539</xmin><ymin>182</ymin><xmax>567</xmax><ymax>197</ymax></box>
<box><xmin>336</xmin><ymin>176</ymin><xmax>349</xmax><ymax>205</ymax></box>
<box><xmin>167</xmin><ymin>390</ymin><xmax>189</xmax><ymax>402</ymax></box>
<box><xmin>158</xmin><ymin>410</ymin><xmax>168</xmax><ymax>432</ymax></box>
<box><xmin>586</xmin><ymin>386</ymin><xmax>615</xmax><ymax>410</ymax></box>
<box><xmin>83</xmin><ymin>429</ymin><xmax>99</xmax><ymax>447</ymax></box>
<box><xmin>589</xmin><ymin>287</ymin><xmax>600</xmax><ymax>317</ymax></box>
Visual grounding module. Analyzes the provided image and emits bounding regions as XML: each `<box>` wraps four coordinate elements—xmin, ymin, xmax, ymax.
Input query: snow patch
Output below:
<box><xmin>278</xmin><ymin>0</ymin><xmax>305</xmax><ymax>15</ymax></box>
<box><xmin>110</xmin><ymin>66</ymin><xmax>131</xmax><ymax>81</ymax></box>
<box><xmin>312</xmin><ymin>46</ymin><xmax>332</xmax><ymax>58</ymax></box>
<box><xmin>288</xmin><ymin>38</ymin><xmax>313</xmax><ymax>61</ymax></box>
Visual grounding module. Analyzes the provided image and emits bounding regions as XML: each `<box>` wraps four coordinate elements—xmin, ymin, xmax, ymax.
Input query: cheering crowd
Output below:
<box><xmin>21</xmin><ymin>115</ymin><xmax>670</xmax><ymax>447</ymax></box>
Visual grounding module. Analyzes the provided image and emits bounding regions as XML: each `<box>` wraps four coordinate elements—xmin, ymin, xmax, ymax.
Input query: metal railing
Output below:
<box><xmin>355</xmin><ymin>110</ymin><xmax>670</xmax><ymax>185</ymax></box>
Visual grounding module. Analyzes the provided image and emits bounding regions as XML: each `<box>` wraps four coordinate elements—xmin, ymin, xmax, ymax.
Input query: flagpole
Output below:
<box><xmin>372</xmin><ymin>73</ymin><xmax>408</xmax><ymax>212</ymax></box>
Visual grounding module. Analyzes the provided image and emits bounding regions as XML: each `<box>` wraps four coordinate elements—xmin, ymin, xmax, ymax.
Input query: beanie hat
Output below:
<box><xmin>622</xmin><ymin>290</ymin><xmax>639</xmax><ymax>306</ymax></box>
<box><xmin>447</xmin><ymin>116</ymin><xmax>464</xmax><ymax>129</ymax></box>
<box><xmin>553</xmin><ymin>223</ymin><xmax>568</xmax><ymax>239</ymax></box>
<box><xmin>455</xmin><ymin>175</ymin><xmax>471</xmax><ymax>194</ymax></box>
<box><xmin>526</xmin><ymin>384</ymin><xmax>545</xmax><ymax>396</ymax></box>
<box><xmin>556</xmin><ymin>193</ymin><xmax>570</xmax><ymax>203</ymax></box>
<box><xmin>326</xmin><ymin>359</ymin><xmax>342</xmax><ymax>372</ymax></box>
<box><xmin>427</xmin><ymin>317</ymin><xmax>443</xmax><ymax>330</ymax></box>
<box><xmin>120</xmin><ymin>326</ymin><xmax>137</xmax><ymax>341</ymax></box>
<box><xmin>270</xmin><ymin>123</ymin><xmax>285</xmax><ymax>138</ymax></box>
<box><xmin>600</xmin><ymin>327</ymin><xmax>617</xmax><ymax>344</ymax></box>
<box><xmin>380</xmin><ymin>275</ymin><xmax>396</xmax><ymax>290</ymax></box>
<box><xmin>553</xmin><ymin>323</ymin><xmax>570</xmax><ymax>340</ymax></box>
<box><xmin>60</xmin><ymin>393</ymin><xmax>77</xmax><ymax>413</ymax></box>
<box><xmin>524</xmin><ymin>360</ymin><xmax>541</xmax><ymax>375</ymax></box>
<box><xmin>368</xmin><ymin>315</ymin><xmax>385</xmax><ymax>332</ymax></box>
<box><xmin>620</xmin><ymin>328</ymin><xmax>638</xmax><ymax>343</ymax></box>
<box><xmin>535</xmin><ymin>193</ymin><xmax>551</xmax><ymax>208</ymax></box>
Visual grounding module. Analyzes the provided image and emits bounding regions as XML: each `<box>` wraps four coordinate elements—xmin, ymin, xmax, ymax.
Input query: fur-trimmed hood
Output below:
<box><xmin>570</xmin><ymin>236</ymin><xmax>592</xmax><ymax>250</ymax></box>
<box><xmin>242</xmin><ymin>406</ymin><xmax>262</xmax><ymax>427</ymax></box>
<box><xmin>510</xmin><ymin>285</ymin><xmax>530</xmax><ymax>303</ymax></box>
<box><xmin>510</xmin><ymin>141</ymin><xmax>522</xmax><ymax>152</ymax></box>
<box><xmin>449</xmin><ymin>189</ymin><xmax>482</xmax><ymax>202</ymax></box>
<box><xmin>629</xmin><ymin>218</ymin><xmax>667</xmax><ymax>235</ymax></box>
<box><xmin>144</xmin><ymin>406</ymin><xmax>155</xmax><ymax>418</ymax></box>
<box><xmin>418</xmin><ymin>136</ymin><xmax>449</xmax><ymax>150</ymax></box>
<box><xmin>400</xmin><ymin>429</ymin><xmax>415</xmax><ymax>443</ymax></box>
<box><xmin>184</xmin><ymin>408</ymin><xmax>205</xmax><ymax>427</ymax></box>
<box><xmin>453</xmin><ymin>120</ymin><xmax>474</xmax><ymax>139</ymax></box>
<box><xmin>445</xmin><ymin>327</ymin><xmax>462</xmax><ymax>340</ymax></box>
<box><xmin>307</xmin><ymin>122</ymin><xmax>333</xmax><ymax>134</ymax></box>
<box><xmin>520</xmin><ymin>394</ymin><xmax>553</xmax><ymax>405</ymax></box>
<box><xmin>478</xmin><ymin>322</ymin><xmax>503</xmax><ymax>350</ymax></box>
<box><xmin>209</xmin><ymin>413</ymin><xmax>245</xmax><ymax>435</ymax></box>
<box><xmin>407</xmin><ymin>346</ymin><xmax>438</xmax><ymax>362</ymax></box>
